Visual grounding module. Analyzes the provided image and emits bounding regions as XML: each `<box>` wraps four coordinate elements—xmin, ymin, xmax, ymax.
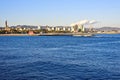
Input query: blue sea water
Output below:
<box><xmin>0</xmin><ymin>34</ymin><xmax>120</xmax><ymax>80</ymax></box>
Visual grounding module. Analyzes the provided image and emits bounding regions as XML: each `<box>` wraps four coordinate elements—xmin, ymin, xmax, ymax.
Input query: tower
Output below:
<box><xmin>5</xmin><ymin>20</ymin><xmax>8</xmax><ymax>28</ymax></box>
<box><xmin>5</xmin><ymin>20</ymin><xmax>10</xmax><ymax>31</ymax></box>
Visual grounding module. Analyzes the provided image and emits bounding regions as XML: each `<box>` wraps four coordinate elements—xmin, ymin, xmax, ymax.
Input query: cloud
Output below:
<box><xmin>89</xmin><ymin>20</ymin><xmax>97</xmax><ymax>24</ymax></box>
<box><xmin>70</xmin><ymin>20</ymin><xmax>89</xmax><ymax>26</ymax></box>
<box><xmin>78</xmin><ymin>20</ymin><xmax>89</xmax><ymax>25</ymax></box>
<box><xmin>70</xmin><ymin>20</ymin><xmax>97</xmax><ymax>26</ymax></box>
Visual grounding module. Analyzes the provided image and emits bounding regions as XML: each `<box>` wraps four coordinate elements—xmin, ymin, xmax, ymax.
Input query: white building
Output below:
<box><xmin>71</xmin><ymin>24</ymin><xmax>85</xmax><ymax>32</ymax></box>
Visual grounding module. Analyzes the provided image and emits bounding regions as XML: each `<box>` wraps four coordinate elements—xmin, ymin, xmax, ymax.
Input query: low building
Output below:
<box><xmin>0</xmin><ymin>27</ymin><xmax>5</xmax><ymax>31</ymax></box>
<box><xmin>28</xmin><ymin>30</ymin><xmax>34</xmax><ymax>35</ymax></box>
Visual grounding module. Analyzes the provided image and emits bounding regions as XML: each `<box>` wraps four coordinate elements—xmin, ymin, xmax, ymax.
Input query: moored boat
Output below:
<box><xmin>73</xmin><ymin>33</ymin><xmax>94</xmax><ymax>37</ymax></box>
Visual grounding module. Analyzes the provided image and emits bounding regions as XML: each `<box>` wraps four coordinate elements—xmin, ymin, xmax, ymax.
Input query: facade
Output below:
<box><xmin>71</xmin><ymin>24</ymin><xmax>85</xmax><ymax>32</ymax></box>
<box><xmin>28</xmin><ymin>30</ymin><xmax>34</xmax><ymax>35</ymax></box>
<box><xmin>40</xmin><ymin>26</ymin><xmax>72</xmax><ymax>32</ymax></box>
<box><xmin>78</xmin><ymin>25</ymin><xmax>85</xmax><ymax>32</ymax></box>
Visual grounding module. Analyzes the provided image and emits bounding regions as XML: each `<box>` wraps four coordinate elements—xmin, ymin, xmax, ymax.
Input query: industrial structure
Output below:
<box><xmin>71</xmin><ymin>24</ymin><xmax>85</xmax><ymax>32</ymax></box>
<box><xmin>0</xmin><ymin>20</ymin><xmax>87</xmax><ymax>34</ymax></box>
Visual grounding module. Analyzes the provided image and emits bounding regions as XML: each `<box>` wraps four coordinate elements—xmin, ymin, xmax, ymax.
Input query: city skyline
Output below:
<box><xmin>0</xmin><ymin>0</ymin><xmax>120</xmax><ymax>27</ymax></box>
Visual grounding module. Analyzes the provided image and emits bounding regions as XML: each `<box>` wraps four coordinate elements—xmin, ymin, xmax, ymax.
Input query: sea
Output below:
<box><xmin>0</xmin><ymin>34</ymin><xmax>120</xmax><ymax>80</ymax></box>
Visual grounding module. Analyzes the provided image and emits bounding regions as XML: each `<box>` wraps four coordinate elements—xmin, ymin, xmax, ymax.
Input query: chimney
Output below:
<box><xmin>5</xmin><ymin>20</ymin><xmax>8</xmax><ymax>28</ymax></box>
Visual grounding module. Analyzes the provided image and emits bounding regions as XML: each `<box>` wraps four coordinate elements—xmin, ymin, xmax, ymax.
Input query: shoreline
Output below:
<box><xmin>0</xmin><ymin>33</ymin><xmax>119</xmax><ymax>36</ymax></box>
<box><xmin>0</xmin><ymin>34</ymin><xmax>29</xmax><ymax>36</ymax></box>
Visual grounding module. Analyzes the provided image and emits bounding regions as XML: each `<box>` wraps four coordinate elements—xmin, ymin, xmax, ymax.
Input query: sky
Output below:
<box><xmin>0</xmin><ymin>0</ymin><xmax>120</xmax><ymax>27</ymax></box>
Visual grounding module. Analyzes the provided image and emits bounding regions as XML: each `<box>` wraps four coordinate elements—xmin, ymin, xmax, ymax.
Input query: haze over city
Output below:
<box><xmin>0</xmin><ymin>0</ymin><xmax>120</xmax><ymax>27</ymax></box>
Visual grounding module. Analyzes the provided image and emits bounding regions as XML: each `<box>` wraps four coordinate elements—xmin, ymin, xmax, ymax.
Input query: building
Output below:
<box><xmin>78</xmin><ymin>25</ymin><xmax>85</xmax><ymax>32</ymax></box>
<box><xmin>5</xmin><ymin>20</ymin><xmax>10</xmax><ymax>31</ymax></box>
<box><xmin>71</xmin><ymin>24</ymin><xmax>85</xmax><ymax>32</ymax></box>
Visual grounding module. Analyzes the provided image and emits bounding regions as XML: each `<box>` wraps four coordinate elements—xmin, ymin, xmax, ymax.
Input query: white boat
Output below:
<box><xmin>73</xmin><ymin>34</ymin><xmax>94</xmax><ymax>37</ymax></box>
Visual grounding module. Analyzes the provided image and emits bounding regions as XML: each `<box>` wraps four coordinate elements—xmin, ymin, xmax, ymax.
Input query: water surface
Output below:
<box><xmin>0</xmin><ymin>34</ymin><xmax>120</xmax><ymax>80</ymax></box>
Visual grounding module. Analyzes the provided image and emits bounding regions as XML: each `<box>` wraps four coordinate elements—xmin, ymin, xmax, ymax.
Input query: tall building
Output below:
<box><xmin>5</xmin><ymin>20</ymin><xmax>8</xmax><ymax>28</ymax></box>
<box><xmin>5</xmin><ymin>20</ymin><xmax>10</xmax><ymax>31</ymax></box>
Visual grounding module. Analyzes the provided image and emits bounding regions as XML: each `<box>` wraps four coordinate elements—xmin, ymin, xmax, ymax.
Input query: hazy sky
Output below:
<box><xmin>0</xmin><ymin>0</ymin><xmax>120</xmax><ymax>27</ymax></box>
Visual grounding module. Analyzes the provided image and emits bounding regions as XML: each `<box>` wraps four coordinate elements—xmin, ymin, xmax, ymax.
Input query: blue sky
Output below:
<box><xmin>0</xmin><ymin>0</ymin><xmax>120</xmax><ymax>27</ymax></box>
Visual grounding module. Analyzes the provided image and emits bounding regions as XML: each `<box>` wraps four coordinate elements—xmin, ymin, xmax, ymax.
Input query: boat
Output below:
<box><xmin>73</xmin><ymin>33</ymin><xmax>94</xmax><ymax>37</ymax></box>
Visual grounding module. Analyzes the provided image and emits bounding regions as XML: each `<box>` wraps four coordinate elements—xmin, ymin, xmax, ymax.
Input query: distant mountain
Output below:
<box><xmin>95</xmin><ymin>27</ymin><xmax>120</xmax><ymax>31</ymax></box>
